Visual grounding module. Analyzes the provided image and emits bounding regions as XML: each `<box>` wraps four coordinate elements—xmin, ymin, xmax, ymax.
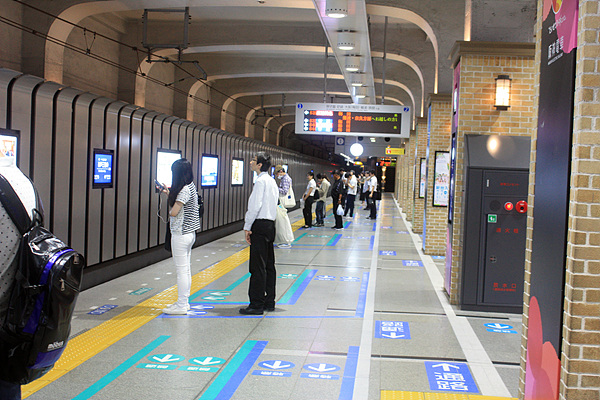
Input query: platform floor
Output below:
<box><xmin>23</xmin><ymin>195</ymin><xmax>522</xmax><ymax>400</ymax></box>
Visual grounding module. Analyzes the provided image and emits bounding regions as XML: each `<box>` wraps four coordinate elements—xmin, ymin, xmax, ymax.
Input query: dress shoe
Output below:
<box><xmin>265</xmin><ymin>306</ymin><xmax>276</xmax><ymax>312</ymax></box>
<box><xmin>239</xmin><ymin>307</ymin><xmax>264</xmax><ymax>315</ymax></box>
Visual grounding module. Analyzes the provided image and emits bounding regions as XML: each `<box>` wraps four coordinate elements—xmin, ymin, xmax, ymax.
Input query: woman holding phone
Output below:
<box><xmin>159</xmin><ymin>158</ymin><xmax>201</xmax><ymax>314</ymax></box>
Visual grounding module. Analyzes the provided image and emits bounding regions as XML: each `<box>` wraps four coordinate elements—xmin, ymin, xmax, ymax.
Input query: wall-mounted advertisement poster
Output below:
<box><xmin>93</xmin><ymin>149</ymin><xmax>114</xmax><ymax>189</ymax></box>
<box><xmin>433</xmin><ymin>151</ymin><xmax>450</xmax><ymax>207</ymax></box>
<box><xmin>156</xmin><ymin>149</ymin><xmax>182</xmax><ymax>189</ymax></box>
<box><xmin>418</xmin><ymin>158</ymin><xmax>426</xmax><ymax>198</ymax></box>
<box><xmin>201</xmin><ymin>154</ymin><xmax>219</xmax><ymax>188</ymax></box>
<box><xmin>0</xmin><ymin>129</ymin><xmax>19</xmax><ymax>167</ymax></box>
<box><xmin>231</xmin><ymin>158</ymin><xmax>244</xmax><ymax>186</ymax></box>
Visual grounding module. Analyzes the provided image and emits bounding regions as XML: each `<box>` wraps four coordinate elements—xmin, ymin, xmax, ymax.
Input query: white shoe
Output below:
<box><xmin>162</xmin><ymin>304</ymin><xmax>188</xmax><ymax>315</ymax></box>
<box><xmin>278</xmin><ymin>243</ymin><xmax>292</xmax><ymax>248</ymax></box>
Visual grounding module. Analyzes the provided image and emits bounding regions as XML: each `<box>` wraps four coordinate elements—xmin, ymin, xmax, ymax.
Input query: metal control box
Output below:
<box><xmin>460</xmin><ymin>135</ymin><xmax>531</xmax><ymax>313</ymax></box>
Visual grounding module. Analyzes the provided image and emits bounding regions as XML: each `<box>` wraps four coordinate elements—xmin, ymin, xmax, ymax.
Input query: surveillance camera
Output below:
<box><xmin>358</xmin><ymin>136</ymin><xmax>363</xmax><ymax>141</ymax></box>
<box><xmin>384</xmin><ymin>137</ymin><xmax>390</xmax><ymax>142</ymax></box>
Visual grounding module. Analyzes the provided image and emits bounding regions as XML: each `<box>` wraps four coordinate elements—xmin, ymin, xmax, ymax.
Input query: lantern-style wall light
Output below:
<box><xmin>494</xmin><ymin>74</ymin><xmax>511</xmax><ymax>110</ymax></box>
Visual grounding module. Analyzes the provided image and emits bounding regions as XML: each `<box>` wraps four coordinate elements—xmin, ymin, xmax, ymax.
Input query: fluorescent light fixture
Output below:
<box><xmin>326</xmin><ymin>0</ymin><xmax>348</xmax><ymax>18</ymax></box>
<box><xmin>345</xmin><ymin>56</ymin><xmax>361</xmax><ymax>72</ymax></box>
<box><xmin>337</xmin><ymin>31</ymin><xmax>355</xmax><ymax>51</ymax></box>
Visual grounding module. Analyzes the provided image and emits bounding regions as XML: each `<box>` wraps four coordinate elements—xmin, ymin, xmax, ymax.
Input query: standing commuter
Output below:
<box><xmin>344</xmin><ymin>170</ymin><xmax>357</xmax><ymax>218</ymax></box>
<box><xmin>274</xmin><ymin>165</ymin><xmax>293</xmax><ymax>248</ymax></box>
<box><xmin>330</xmin><ymin>170</ymin><xmax>346</xmax><ymax>230</ymax></box>
<box><xmin>362</xmin><ymin>171</ymin><xmax>370</xmax><ymax>209</ymax></box>
<box><xmin>302</xmin><ymin>171</ymin><xmax>317</xmax><ymax>228</ymax></box>
<box><xmin>315</xmin><ymin>174</ymin><xmax>330</xmax><ymax>227</ymax></box>
<box><xmin>240</xmin><ymin>152</ymin><xmax>279</xmax><ymax>315</ymax></box>
<box><xmin>0</xmin><ymin>153</ymin><xmax>36</xmax><ymax>400</ymax></box>
<box><xmin>160</xmin><ymin>159</ymin><xmax>201</xmax><ymax>315</ymax></box>
<box><xmin>367</xmin><ymin>169</ymin><xmax>379</xmax><ymax>220</ymax></box>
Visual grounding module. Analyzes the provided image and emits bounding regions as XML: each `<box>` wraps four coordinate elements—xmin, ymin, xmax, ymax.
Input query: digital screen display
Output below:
<box><xmin>156</xmin><ymin>149</ymin><xmax>182</xmax><ymax>189</ymax></box>
<box><xmin>0</xmin><ymin>129</ymin><xmax>19</xmax><ymax>166</ymax></box>
<box><xmin>231</xmin><ymin>158</ymin><xmax>244</xmax><ymax>186</ymax></box>
<box><xmin>419</xmin><ymin>158</ymin><xmax>426</xmax><ymax>199</ymax></box>
<box><xmin>253</xmin><ymin>171</ymin><xmax>258</xmax><ymax>184</ymax></box>
<box><xmin>433</xmin><ymin>151</ymin><xmax>450</xmax><ymax>207</ymax></box>
<box><xmin>93</xmin><ymin>149</ymin><xmax>114</xmax><ymax>188</ymax></box>
<box><xmin>282</xmin><ymin>164</ymin><xmax>288</xmax><ymax>173</ymax></box>
<box><xmin>295</xmin><ymin>103</ymin><xmax>410</xmax><ymax>138</ymax></box>
<box><xmin>201</xmin><ymin>154</ymin><xmax>219</xmax><ymax>188</ymax></box>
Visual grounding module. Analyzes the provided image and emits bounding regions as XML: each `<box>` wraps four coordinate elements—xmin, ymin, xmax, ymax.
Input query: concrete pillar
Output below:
<box><xmin>411</xmin><ymin>118</ymin><xmax>428</xmax><ymax>234</ymax></box>
<box><xmin>423</xmin><ymin>94</ymin><xmax>452</xmax><ymax>256</ymax></box>
<box><xmin>445</xmin><ymin>41</ymin><xmax>536</xmax><ymax>304</ymax></box>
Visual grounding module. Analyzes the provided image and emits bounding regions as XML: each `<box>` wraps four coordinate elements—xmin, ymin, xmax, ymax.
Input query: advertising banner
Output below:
<box><xmin>525</xmin><ymin>1</ymin><xmax>578</xmax><ymax>399</ymax></box>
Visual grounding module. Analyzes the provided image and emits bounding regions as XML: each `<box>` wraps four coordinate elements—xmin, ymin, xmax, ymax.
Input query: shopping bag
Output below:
<box><xmin>336</xmin><ymin>204</ymin><xmax>344</xmax><ymax>216</ymax></box>
<box><xmin>275</xmin><ymin>205</ymin><xmax>295</xmax><ymax>244</ymax></box>
<box><xmin>281</xmin><ymin>187</ymin><xmax>296</xmax><ymax>208</ymax></box>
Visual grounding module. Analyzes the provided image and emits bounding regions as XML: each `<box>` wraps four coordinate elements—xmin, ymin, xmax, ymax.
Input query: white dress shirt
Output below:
<box><xmin>244</xmin><ymin>171</ymin><xmax>279</xmax><ymax>231</ymax></box>
<box><xmin>347</xmin><ymin>175</ymin><xmax>358</xmax><ymax>195</ymax></box>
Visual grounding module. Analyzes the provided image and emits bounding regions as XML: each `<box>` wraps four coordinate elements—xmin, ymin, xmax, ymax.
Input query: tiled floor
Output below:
<box><xmin>23</xmin><ymin>195</ymin><xmax>521</xmax><ymax>400</ymax></box>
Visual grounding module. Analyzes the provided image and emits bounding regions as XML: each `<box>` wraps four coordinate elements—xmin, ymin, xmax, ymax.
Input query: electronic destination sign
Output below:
<box><xmin>295</xmin><ymin>103</ymin><xmax>410</xmax><ymax>138</ymax></box>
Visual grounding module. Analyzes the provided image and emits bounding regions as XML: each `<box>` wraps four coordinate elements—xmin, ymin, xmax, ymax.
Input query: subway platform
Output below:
<box><xmin>24</xmin><ymin>195</ymin><xmax>522</xmax><ymax>400</ymax></box>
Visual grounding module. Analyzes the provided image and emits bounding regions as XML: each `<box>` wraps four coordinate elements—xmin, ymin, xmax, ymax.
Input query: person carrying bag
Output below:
<box><xmin>275</xmin><ymin>165</ymin><xmax>295</xmax><ymax>208</ymax></box>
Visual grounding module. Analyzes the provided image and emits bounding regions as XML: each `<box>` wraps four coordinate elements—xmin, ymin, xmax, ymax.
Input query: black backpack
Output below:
<box><xmin>0</xmin><ymin>174</ymin><xmax>84</xmax><ymax>384</ymax></box>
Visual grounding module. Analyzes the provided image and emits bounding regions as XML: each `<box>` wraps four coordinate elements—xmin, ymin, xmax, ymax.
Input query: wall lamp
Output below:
<box><xmin>326</xmin><ymin>0</ymin><xmax>348</xmax><ymax>18</ymax></box>
<box><xmin>494</xmin><ymin>74</ymin><xmax>511</xmax><ymax>110</ymax></box>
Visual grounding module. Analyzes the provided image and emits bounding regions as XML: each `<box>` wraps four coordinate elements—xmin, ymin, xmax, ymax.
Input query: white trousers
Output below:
<box><xmin>171</xmin><ymin>232</ymin><xmax>195</xmax><ymax>307</ymax></box>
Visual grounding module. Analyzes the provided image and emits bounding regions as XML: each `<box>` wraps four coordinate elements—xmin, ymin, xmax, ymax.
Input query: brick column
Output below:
<box><xmin>446</xmin><ymin>42</ymin><xmax>536</xmax><ymax>304</ymax></box>
<box><xmin>401</xmin><ymin>128</ymin><xmax>417</xmax><ymax>220</ymax></box>
<box><xmin>411</xmin><ymin>118</ymin><xmax>428</xmax><ymax>233</ymax></box>
<box><xmin>423</xmin><ymin>94</ymin><xmax>452</xmax><ymax>256</ymax></box>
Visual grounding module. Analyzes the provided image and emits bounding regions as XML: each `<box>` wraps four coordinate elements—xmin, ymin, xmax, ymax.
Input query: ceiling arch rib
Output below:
<box><xmin>366</xmin><ymin>4</ymin><xmax>439</xmax><ymax>94</ymax></box>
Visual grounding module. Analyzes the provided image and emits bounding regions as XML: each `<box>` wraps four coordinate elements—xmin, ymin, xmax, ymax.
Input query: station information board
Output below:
<box><xmin>295</xmin><ymin>103</ymin><xmax>410</xmax><ymax>138</ymax></box>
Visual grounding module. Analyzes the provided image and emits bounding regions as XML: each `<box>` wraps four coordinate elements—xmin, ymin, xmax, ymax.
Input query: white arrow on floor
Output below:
<box><xmin>191</xmin><ymin>357</ymin><xmax>222</xmax><ymax>366</ymax></box>
<box><xmin>381</xmin><ymin>332</ymin><xmax>405</xmax><ymax>338</ymax></box>
<box><xmin>152</xmin><ymin>355</ymin><xmax>181</xmax><ymax>363</ymax></box>
<box><xmin>432</xmin><ymin>363</ymin><xmax>460</xmax><ymax>372</ymax></box>
<box><xmin>307</xmin><ymin>364</ymin><xmax>337</xmax><ymax>372</ymax></box>
<box><xmin>262</xmin><ymin>361</ymin><xmax>292</xmax><ymax>369</ymax></box>
<box><xmin>487</xmin><ymin>323</ymin><xmax>511</xmax><ymax>329</ymax></box>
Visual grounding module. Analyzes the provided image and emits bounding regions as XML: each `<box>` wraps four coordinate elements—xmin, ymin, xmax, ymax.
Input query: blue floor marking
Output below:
<box><xmin>72</xmin><ymin>335</ymin><xmax>170</xmax><ymax>400</ymax></box>
<box><xmin>293</xmin><ymin>232</ymin><xmax>308</xmax><ymax>243</ymax></box>
<box><xmin>369</xmin><ymin>236</ymin><xmax>374</xmax><ymax>250</ymax></box>
<box><xmin>339</xmin><ymin>346</ymin><xmax>360</xmax><ymax>400</ymax></box>
<box><xmin>225</xmin><ymin>273</ymin><xmax>251</xmax><ymax>291</ymax></box>
<box><xmin>355</xmin><ymin>272</ymin><xmax>369</xmax><ymax>318</ymax></box>
<box><xmin>327</xmin><ymin>234</ymin><xmax>343</xmax><ymax>246</ymax></box>
<box><xmin>343</xmin><ymin>221</ymin><xmax>352</xmax><ymax>228</ymax></box>
<box><xmin>200</xmin><ymin>340</ymin><xmax>267</xmax><ymax>400</ymax></box>
<box><xmin>278</xmin><ymin>269</ymin><xmax>317</xmax><ymax>305</ymax></box>
<box><xmin>372</xmin><ymin>222</ymin><xmax>376</xmax><ymax>231</ymax></box>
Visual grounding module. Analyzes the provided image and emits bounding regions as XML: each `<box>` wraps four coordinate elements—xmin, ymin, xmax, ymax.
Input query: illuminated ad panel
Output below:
<box><xmin>295</xmin><ymin>103</ymin><xmax>410</xmax><ymax>138</ymax></box>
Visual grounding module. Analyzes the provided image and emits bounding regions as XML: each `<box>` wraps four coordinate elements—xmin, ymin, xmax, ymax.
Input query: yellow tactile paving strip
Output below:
<box><xmin>380</xmin><ymin>391</ymin><xmax>516</xmax><ymax>400</ymax></box>
<box><xmin>22</xmin><ymin>205</ymin><xmax>326</xmax><ymax>398</ymax></box>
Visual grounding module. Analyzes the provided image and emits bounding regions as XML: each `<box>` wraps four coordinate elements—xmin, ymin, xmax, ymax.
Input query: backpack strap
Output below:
<box><xmin>0</xmin><ymin>173</ymin><xmax>32</xmax><ymax>236</ymax></box>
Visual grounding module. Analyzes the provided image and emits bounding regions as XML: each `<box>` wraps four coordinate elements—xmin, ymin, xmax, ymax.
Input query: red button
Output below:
<box><xmin>504</xmin><ymin>202</ymin><xmax>514</xmax><ymax>211</ymax></box>
<box><xmin>516</xmin><ymin>200</ymin><xmax>528</xmax><ymax>213</ymax></box>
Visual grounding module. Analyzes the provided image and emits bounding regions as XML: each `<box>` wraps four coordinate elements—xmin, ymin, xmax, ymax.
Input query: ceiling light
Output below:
<box><xmin>345</xmin><ymin>56</ymin><xmax>361</xmax><ymax>72</ymax></box>
<box><xmin>337</xmin><ymin>31</ymin><xmax>355</xmax><ymax>51</ymax></box>
<box><xmin>350</xmin><ymin>73</ymin><xmax>365</xmax><ymax>87</ymax></box>
<box><xmin>353</xmin><ymin>86</ymin><xmax>367</xmax><ymax>98</ymax></box>
<box><xmin>326</xmin><ymin>0</ymin><xmax>348</xmax><ymax>18</ymax></box>
<box><xmin>350</xmin><ymin>143</ymin><xmax>364</xmax><ymax>157</ymax></box>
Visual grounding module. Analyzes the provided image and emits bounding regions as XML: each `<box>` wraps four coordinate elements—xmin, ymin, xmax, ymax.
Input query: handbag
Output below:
<box><xmin>281</xmin><ymin>187</ymin><xmax>296</xmax><ymax>208</ymax></box>
<box><xmin>275</xmin><ymin>205</ymin><xmax>295</xmax><ymax>244</ymax></box>
<box><xmin>165</xmin><ymin>218</ymin><xmax>172</xmax><ymax>252</ymax></box>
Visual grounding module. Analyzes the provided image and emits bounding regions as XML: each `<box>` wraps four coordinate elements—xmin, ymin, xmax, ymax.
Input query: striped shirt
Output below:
<box><xmin>170</xmin><ymin>183</ymin><xmax>201</xmax><ymax>235</ymax></box>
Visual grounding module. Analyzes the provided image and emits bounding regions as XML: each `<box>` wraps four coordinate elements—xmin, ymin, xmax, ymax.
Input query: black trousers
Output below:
<box><xmin>368</xmin><ymin>196</ymin><xmax>377</xmax><ymax>219</ymax></box>
<box><xmin>303</xmin><ymin>196</ymin><xmax>315</xmax><ymax>226</ymax></box>
<box><xmin>248</xmin><ymin>219</ymin><xmax>276</xmax><ymax>310</ymax></box>
<box><xmin>344</xmin><ymin>194</ymin><xmax>355</xmax><ymax>217</ymax></box>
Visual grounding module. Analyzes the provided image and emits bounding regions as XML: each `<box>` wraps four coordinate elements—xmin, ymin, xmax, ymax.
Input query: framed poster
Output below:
<box><xmin>418</xmin><ymin>158</ymin><xmax>426</xmax><ymax>198</ymax></box>
<box><xmin>0</xmin><ymin>129</ymin><xmax>19</xmax><ymax>167</ymax></box>
<box><xmin>156</xmin><ymin>148</ymin><xmax>182</xmax><ymax>189</ymax></box>
<box><xmin>201</xmin><ymin>154</ymin><xmax>219</xmax><ymax>188</ymax></box>
<box><xmin>433</xmin><ymin>151</ymin><xmax>450</xmax><ymax>207</ymax></box>
<box><xmin>231</xmin><ymin>157</ymin><xmax>244</xmax><ymax>186</ymax></box>
<box><xmin>92</xmin><ymin>149</ymin><xmax>114</xmax><ymax>189</ymax></box>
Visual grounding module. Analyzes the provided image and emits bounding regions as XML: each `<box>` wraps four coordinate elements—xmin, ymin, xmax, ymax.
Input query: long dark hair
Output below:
<box><xmin>168</xmin><ymin>158</ymin><xmax>194</xmax><ymax>207</ymax></box>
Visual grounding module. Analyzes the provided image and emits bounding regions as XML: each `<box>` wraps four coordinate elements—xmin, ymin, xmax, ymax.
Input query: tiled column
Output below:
<box><xmin>411</xmin><ymin>119</ymin><xmax>428</xmax><ymax>233</ymax></box>
<box><xmin>446</xmin><ymin>42</ymin><xmax>536</xmax><ymax>304</ymax></box>
<box><xmin>423</xmin><ymin>94</ymin><xmax>452</xmax><ymax>256</ymax></box>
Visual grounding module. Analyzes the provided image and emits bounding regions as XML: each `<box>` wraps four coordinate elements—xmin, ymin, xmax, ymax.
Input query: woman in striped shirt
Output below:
<box><xmin>161</xmin><ymin>159</ymin><xmax>201</xmax><ymax>315</ymax></box>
